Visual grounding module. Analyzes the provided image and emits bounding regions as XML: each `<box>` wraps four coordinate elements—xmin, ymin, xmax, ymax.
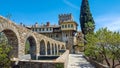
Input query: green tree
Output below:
<box><xmin>80</xmin><ymin>0</ymin><xmax>95</xmax><ymax>35</ymax></box>
<box><xmin>25</xmin><ymin>40</ymin><xmax>30</xmax><ymax>54</ymax></box>
<box><xmin>85</xmin><ymin>28</ymin><xmax>120</xmax><ymax>68</ymax></box>
<box><xmin>0</xmin><ymin>32</ymin><xmax>12</xmax><ymax>68</ymax></box>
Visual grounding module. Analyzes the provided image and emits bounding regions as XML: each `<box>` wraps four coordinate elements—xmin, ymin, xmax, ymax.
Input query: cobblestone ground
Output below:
<box><xmin>67</xmin><ymin>53</ymin><xmax>95</xmax><ymax>68</ymax></box>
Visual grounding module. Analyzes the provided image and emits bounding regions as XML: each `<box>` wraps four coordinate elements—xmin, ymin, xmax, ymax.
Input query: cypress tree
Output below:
<box><xmin>80</xmin><ymin>0</ymin><xmax>95</xmax><ymax>35</ymax></box>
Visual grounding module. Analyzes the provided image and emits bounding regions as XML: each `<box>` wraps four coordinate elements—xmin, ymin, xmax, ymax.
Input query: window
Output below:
<box><xmin>42</xmin><ymin>28</ymin><xmax>44</xmax><ymax>31</ymax></box>
<box><xmin>50</xmin><ymin>28</ymin><xmax>52</xmax><ymax>31</ymax></box>
<box><xmin>65</xmin><ymin>25</ymin><xmax>67</xmax><ymax>28</ymax></box>
<box><xmin>62</xmin><ymin>25</ymin><xmax>64</xmax><ymax>28</ymax></box>
<box><xmin>46</xmin><ymin>28</ymin><xmax>48</xmax><ymax>31</ymax></box>
<box><xmin>39</xmin><ymin>28</ymin><xmax>41</xmax><ymax>31</ymax></box>
<box><xmin>71</xmin><ymin>24</ymin><xmax>73</xmax><ymax>28</ymax></box>
<box><xmin>35</xmin><ymin>28</ymin><xmax>37</xmax><ymax>31</ymax></box>
<box><xmin>68</xmin><ymin>24</ymin><xmax>70</xmax><ymax>28</ymax></box>
<box><xmin>56</xmin><ymin>34</ymin><xmax>58</xmax><ymax>38</ymax></box>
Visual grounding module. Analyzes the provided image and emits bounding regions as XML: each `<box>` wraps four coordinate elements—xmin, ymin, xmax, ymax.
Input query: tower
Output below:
<box><xmin>58</xmin><ymin>13</ymin><xmax>73</xmax><ymax>25</ymax></box>
<box><xmin>59</xmin><ymin>13</ymin><xmax>78</xmax><ymax>53</ymax></box>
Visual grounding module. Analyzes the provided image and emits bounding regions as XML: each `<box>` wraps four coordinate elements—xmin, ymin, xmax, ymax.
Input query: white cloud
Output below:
<box><xmin>95</xmin><ymin>14</ymin><xmax>120</xmax><ymax>32</ymax></box>
<box><xmin>63</xmin><ymin>0</ymin><xmax>79</xmax><ymax>10</ymax></box>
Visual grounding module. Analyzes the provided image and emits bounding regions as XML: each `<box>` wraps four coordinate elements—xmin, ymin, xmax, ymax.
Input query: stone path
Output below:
<box><xmin>67</xmin><ymin>53</ymin><xmax>95</xmax><ymax>68</ymax></box>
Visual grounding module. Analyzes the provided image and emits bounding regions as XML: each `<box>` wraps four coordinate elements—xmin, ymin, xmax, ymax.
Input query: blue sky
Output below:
<box><xmin>0</xmin><ymin>0</ymin><xmax>120</xmax><ymax>31</ymax></box>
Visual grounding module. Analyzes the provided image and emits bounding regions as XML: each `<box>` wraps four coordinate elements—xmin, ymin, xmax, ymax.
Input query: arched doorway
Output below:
<box><xmin>1</xmin><ymin>29</ymin><xmax>18</xmax><ymax>58</ymax></box>
<box><xmin>55</xmin><ymin>44</ymin><xmax>57</xmax><ymax>55</ymax></box>
<box><xmin>47</xmin><ymin>42</ymin><xmax>50</xmax><ymax>55</ymax></box>
<box><xmin>25</xmin><ymin>36</ymin><xmax>36</xmax><ymax>59</ymax></box>
<box><xmin>40</xmin><ymin>40</ymin><xmax>46</xmax><ymax>55</ymax></box>
<box><xmin>52</xmin><ymin>44</ymin><xmax>54</xmax><ymax>55</ymax></box>
<box><xmin>58</xmin><ymin>45</ymin><xmax>60</xmax><ymax>50</ymax></box>
<box><xmin>58</xmin><ymin>45</ymin><xmax>60</xmax><ymax>53</ymax></box>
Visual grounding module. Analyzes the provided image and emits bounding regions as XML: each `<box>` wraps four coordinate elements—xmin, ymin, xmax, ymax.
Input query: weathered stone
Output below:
<box><xmin>0</xmin><ymin>16</ymin><xmax>66</xmax><ymax>59</ymax></box>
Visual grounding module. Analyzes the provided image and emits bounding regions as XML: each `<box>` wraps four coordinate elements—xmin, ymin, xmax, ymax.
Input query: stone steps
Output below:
<box><xmin>67</xmin><ymin>53</ymin><xmax>95</xmax><ymax>68</ymax></box>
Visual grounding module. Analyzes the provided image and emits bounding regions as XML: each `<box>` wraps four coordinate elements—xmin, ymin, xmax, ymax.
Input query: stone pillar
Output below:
<box><xmin>45</xmin><ymin>45</ymin><xmax>47</xmax><ymax>55</ymax></box>
<box><xmin>57</xmin><ymin>45</ymin><xmax>59</xmax><ymax>55</ymax></box>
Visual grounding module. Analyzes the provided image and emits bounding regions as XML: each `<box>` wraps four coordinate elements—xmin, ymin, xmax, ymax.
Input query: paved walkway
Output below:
<box><xmin>67</xmin><ymin>53</ymin><xmax>95</xmax><ymax>68</ymax></box>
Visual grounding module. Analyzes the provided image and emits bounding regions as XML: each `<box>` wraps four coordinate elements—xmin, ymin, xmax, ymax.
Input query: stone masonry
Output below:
<box><xmin>0</xmin><ymin>16</ymin><xmax>66</xmax><ymax>59</ymax></box>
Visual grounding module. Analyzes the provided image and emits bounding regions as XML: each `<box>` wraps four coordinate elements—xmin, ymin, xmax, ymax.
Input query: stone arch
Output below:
<box><xmin>0</xmin><ymin>19</ymin><xmax>21</xmax><ymax>58</ymax></box>
<box><xmin>40</xmin><ymin>39</ymin><xmax>46</xmax><ymax>55</ymax></box>
<box><xmin>0</xmin><ymin>29</ymin><xmax>19</xmax><ymax>58</ymax></box>
<box><xmin>58</xmin><ymin>44</ymin><xmax>60</xmax><ymax>50</ymax></box>
<box><xmin>47</xmin><ymin>41</ymin><xmax>51</xmax><ymax>55</ymax></box>
<box><xmin>52</xmin><ymin>43</ymin><xmax>54</xmax><ymax>55</ymax></box>
<box><xmin>25</xmin><ymin>36</ymin><xmax>36</xmax><ymax>59</ymax></box>
<box><xmin>55</xmin><ymin>43</ymin><xmax>57</xmax><ymax>55</ymax></box>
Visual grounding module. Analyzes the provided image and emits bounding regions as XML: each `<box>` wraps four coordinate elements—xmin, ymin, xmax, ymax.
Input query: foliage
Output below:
<box><xmin>55</xmin><ymin>63</ymin><xmax>64</xmax><ymax>68</ymax></box>
<box><xmin>25</xmin><ymin>40</ymin><xmax>30</xmax><ymax>54</ymax></box>
<box><xmin>80</xmin><ymin>0</ymin><xmax>95</xmax><ymax>35</ymax></box>
<box><xmin>0</xmin><ymin>32</ymin><xmax>12</xmax><ymax>68</ymax></box>
<box><xmin>85</xmin><ymin>28</ymin><xmax>120</xmax><ymax>68</ymax></box>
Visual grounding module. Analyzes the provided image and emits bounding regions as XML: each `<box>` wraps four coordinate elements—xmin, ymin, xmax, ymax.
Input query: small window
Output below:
<box><xmin>39</xmin><ymin>28</ymin><xmax>41</xmax><ymax>31</ymax></box>
<box><xmin>50</xmin><ymin>28</ymin><xmax>52</xmax><ymax>31</ymax></box>
<box><xmin>71</xmin><ymin>24</ymin><xmax>73</xmax><ymax>28</ymax></box>
<box><xmin>35</xmin><ymin>28</ymin><xmax>37</xmax><ymax>31</ymax></box>
<box><xmin>68</xmin><ymin>24</ymin><xmax>70</xmax><ymax>28</ymax></box>
<box><xmin>56</xmin><ymin>34</ymin><xmax>58</xmax><ymax>38</ymax></box>
<box><xmin>42</xmin><ymin>28</ymin><xmax>44</xmax><ymax>31</ymax></box>
<box><xmin>65</xmin><ymin>25</ymin><xmax>67</xmax><ymax>28</ymax></box>
<box><xmin>62</xmin><ymin>25</ymin><xmax>64</xmax><ymax>28</ymax></box>
<box><xmin>46</xmin><ymin>28</ymin><xmax>48</xmax><ymax>31</ymax></box>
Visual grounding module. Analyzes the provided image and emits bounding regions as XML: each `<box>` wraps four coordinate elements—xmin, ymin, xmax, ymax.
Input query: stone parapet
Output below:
<box><xmin>12</xmin><ymin>50</ymin><xmax>69</xmax><ymax>68</ymax></box>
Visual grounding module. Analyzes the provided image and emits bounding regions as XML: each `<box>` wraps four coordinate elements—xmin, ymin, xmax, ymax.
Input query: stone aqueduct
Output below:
<box><xmin>0</xmin><ymin>16</ymin><xmax>66</xmax><ymax>59</ymax></box>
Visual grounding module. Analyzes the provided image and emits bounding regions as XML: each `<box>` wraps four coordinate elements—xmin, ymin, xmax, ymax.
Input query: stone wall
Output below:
<box><xmin>56</xmin><ymin>50</ymin><xmax>69</xmax><ymax>68</ymax></box>
<box><xmin>18</xmin><ymin>62</ymin><xmax>64</xmax><ymax>68</ymax></box>
<box><xmin>12</xmin><ymin>50</ymin><xmax>69</xmax><ymax>68</ymax></box>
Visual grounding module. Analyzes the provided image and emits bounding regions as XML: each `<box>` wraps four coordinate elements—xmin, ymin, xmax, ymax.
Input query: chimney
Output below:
<box><xmin>46</xmin><ymin>22</ymin><xmax>50</xmax><ymax>26</ymax></box>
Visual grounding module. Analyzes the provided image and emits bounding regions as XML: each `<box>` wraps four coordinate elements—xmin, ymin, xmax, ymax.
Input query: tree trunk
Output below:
<box><xmin>114</xmin><ymin>64</ymin><xmax>120</xmax><ymax>68</ymax></box>
<box><xmin>102</xmin><ymin>45</ymin><xmax>110</xmax><ymax>67</ymax></box>
<box><xmin>112</xmin><ymin>58</ymin><xmax>115</xmax><ymax>68</ymax></box>
<box><xmin>104</xmin><ymin>55</ymin><xmax>110</xmax><ymax>67</ymax></box>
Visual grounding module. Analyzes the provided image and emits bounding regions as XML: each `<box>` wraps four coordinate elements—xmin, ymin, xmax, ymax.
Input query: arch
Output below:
<box><xmin>47</xmin><ymin>41</ymin><xmax>51</xmax><ymax>55</ymax></box>
<box><xmin>1</xmin><ymin>29</ymin><xmax>18</xmax><ymax>58</ymax></box>
<box><xmin>58</xmin><ymin>44</ymin><xmax>60</xmax><ymax>50</ymax></box>
<box><xmin>52</xmin><ymin>43</ymin><xmax>54</xmax><ymax>55</ymax></box>
<box><xmin>55</xmin><ymin>44</ymin><xmax>57</xmax><ymax>55</ymax></box>
<box><xmin>40</xmin><ymin>40</ymin><xmax>46</xmax><ymax>55</ymax></box>
<box><xmin>25</xmin><ymin>36</ymin><xmax>36</xmax><ymax>59</ymax></box>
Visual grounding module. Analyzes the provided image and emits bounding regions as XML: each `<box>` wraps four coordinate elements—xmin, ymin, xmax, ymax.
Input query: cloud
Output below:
<box><xmin>63</xmin><ymin>0</ymin><xmax>79</xmax><ymax>10</ymax></box>
<box><xmin>95</xmin><ymin>14</ymin><xmax>120</xmax><ymax>32</ymax></box>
